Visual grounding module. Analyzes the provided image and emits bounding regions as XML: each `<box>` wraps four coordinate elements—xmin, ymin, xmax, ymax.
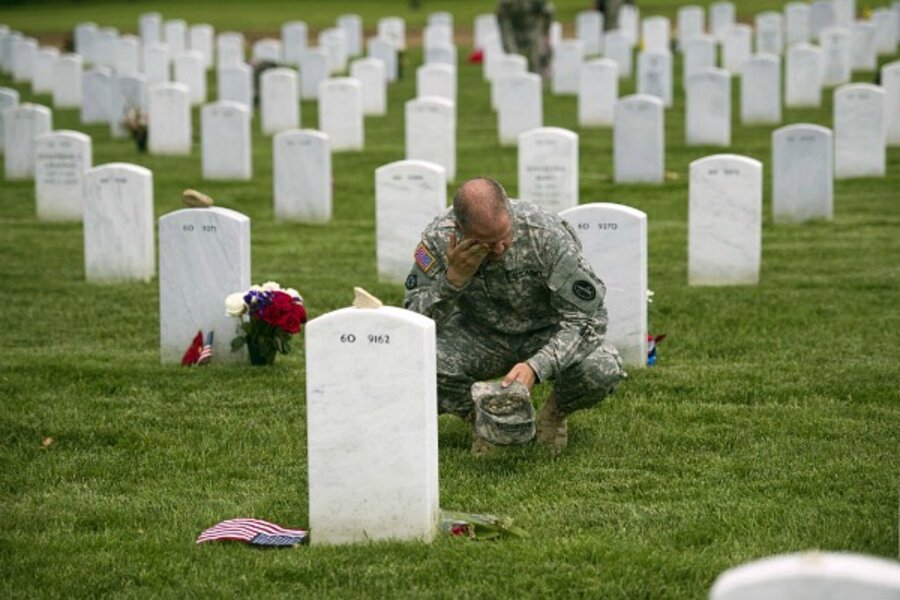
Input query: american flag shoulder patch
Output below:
<box><xmin>415</xmin><ymin>243</ymin><xmax>437</xmax><ymax>274</ymax></box>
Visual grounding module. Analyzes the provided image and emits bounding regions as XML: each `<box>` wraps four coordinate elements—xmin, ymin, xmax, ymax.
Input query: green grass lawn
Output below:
<box><xmin>1</xmin><ymin>1</ymin><xmax>899</xmax><ymax>597</ymax></box>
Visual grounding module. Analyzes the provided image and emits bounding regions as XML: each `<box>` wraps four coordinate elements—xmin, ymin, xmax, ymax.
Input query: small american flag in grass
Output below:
<box><xmin>196</xmin><ymin>331</ymin><xmax>214</xmax><ymax>365</ymax></box>
<box><xmin>196</xmin><ymin>518</ymin><xmax>308</xmax><ymax>547</ymax></box>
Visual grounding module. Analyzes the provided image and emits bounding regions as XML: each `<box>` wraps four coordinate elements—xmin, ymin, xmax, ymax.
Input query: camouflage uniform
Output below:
<box><xmin>403</xmin><ymin>200</ymin><xmax>626</xmax><ymax>419</ymax></box>
<box><xmin>497</xmin><ymin>0</ymin><xmax>554</xmax><ymax>75</ymax></box>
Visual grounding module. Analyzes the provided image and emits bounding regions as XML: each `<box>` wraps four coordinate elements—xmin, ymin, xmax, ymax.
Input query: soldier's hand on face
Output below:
<box><xmin>502</xmin><ymin>362</ymin><xmax>536</xmax><ymax>391</ymax></box>
<box><xmin>445</xmin><ymin>231</ymin><xmax>489</xmax><ymax>288</ymax></box>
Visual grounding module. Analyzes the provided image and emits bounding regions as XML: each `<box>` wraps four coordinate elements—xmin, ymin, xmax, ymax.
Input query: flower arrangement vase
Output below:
<box><xmin>247</xmin><ymin>337</ymin><xmax>277</xmax><ymax>366</ymax></box>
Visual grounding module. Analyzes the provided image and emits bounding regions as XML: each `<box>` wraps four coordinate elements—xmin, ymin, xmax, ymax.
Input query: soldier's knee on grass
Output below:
<box><xmin>552</xmin><ymin>342</ymin><xmax>627</xmax><ymax>414</ymax></box>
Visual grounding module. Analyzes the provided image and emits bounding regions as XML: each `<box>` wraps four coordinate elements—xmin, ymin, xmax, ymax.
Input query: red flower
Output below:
<box><xmin>258</xmin><ymin>291</ymin><xmax>307</xmax><ymax>334</ymax></box>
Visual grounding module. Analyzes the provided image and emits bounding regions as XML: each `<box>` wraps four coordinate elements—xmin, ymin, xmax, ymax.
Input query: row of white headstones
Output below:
<box><xmin>1</xmin><ymin>3</ymin><xmax>900</xmax><ymax>550</ymax></box>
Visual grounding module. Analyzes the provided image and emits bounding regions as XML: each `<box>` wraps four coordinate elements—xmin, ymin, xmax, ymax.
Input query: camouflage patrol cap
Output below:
<box><xmin>472</xmin><ymin>381</ymin><xmax>535</xmax><ymax>446</ymax></box>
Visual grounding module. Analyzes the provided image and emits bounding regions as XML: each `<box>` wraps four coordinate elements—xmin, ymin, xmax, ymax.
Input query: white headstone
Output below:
<box><xmin>31</xmin><ymin>47</ymin><xmax>59</xmax><ymax>94</ymax></box>
<box><xmin>576</xmin><ymin>10</ymin><xmax>604</xmax><ymax>56</ymax></box>
<box><xmin>578</xmin><ymin>58</ymin><xmax>618</xmax><ymax>127</ymax></box>
<box><xmin>164</xmin><ymin>19</ymin><xmax>187</xmax><ymax>57</ymax></box>
<box><xmin>642</xmin><ymin>16</ymin><xmax>671</xmax><ymax>53</ymax></box>
<box><xmin>261</xmin><ymin>68</ymin><xmax>299</xmax><ymax>135</ymax></box>
<box><xmin>377</xmin><ymin>17</ymin><xmax>406</xmax><ymax>51</ymax></box>
<box><xmin>552</xmin><ymin>40</ymin><xmax>583</xmax><ymax>95</ymax></box>
<box><xmin>619</xmin><ymin>4</ymin><xmax>640</xmax><ymax>46</ymax></box>
<box><xmin>834</xmin><ymin>83</ymin><xmax>886</xmax><ymax>178</ymax></box>
<box><xmin>147</xmin><ymin>82</ymin><xmax>192</xmax><ymax>155</ymax></box>
<box><xmin>406</xmin><ymin>97</ymin><xmax>456</xmax><ymax>182</ymax></box>
<box><xmin>252</xmin><ymin>38</ymin><xmax>282</xmax><ymax>64</ymax></box>
<box><xmin>319</xmin><ymin>28</ymin><xmax>348</xmax><ymax>74</ymax></box>
<box><xmin>682</xmin><ymin>35</ymin><xmax>716</xmax><ymax>88</ymax></box>
<box><xmin>174</xmin><ymin>51</ymin><xmax>206</xmax><ymax>105</ymax></box>
<box><xmin>677</xmin><ymin>5</ymin><xmax>706</xmax><ymax>49</ymax></box>
<box><xmin>722</xmin><ymin>24</ymin><xmax>752</xmax><ymax>75</ymax></box>
<box><xmin>350</xmin><ymin>58</ymin><xmax>387</xmax><ymax>116</ymax></box>
<box><xmin>337</xmin><ymin>14</ymin><xmax>363</xmax><ymax>57</ymax></box>
<box><xmin>273</xmin><ymin>129</ymin><xmax>332</xmax><ymax>222</ymax></box>
<box><xmin>139</xmin><ymin>12</ymin><xmax>161</xmax><ymax>45</ymax></box>
<box><xmin>94</xmin><ymin>26</ymin><xmax>117</xmax><ymax>66</ymax></box>
<box><xmin>833</xmin><ymin>0</ymin><xmax>857</xmax><ymax>29</ymax></box>
<box><xmin>688</xmin><ymin>154</ymin><xmax>762</xmax><ymax>286</ymax></box>
<box><xmin>425</xmin><ymin>43</ymin><xmax>457</xmax><ymax>69</ymax></box>
<box><xmin>709</xmin><ymin>551</ymin><xmax>900</xmax><ymax>600</ymax></box>
<box><xmin>305</xmin><ymin>305</ymin><xmax>439</xmax><ymax>546</ymax></box>
<box><xmin>417</xmin><ymin>64</ymin><xmax>456</xmax><ymax>106</ymax></box>
<box><xmin>319</xmin><ymin>78</ymin><xmax>363</xmax><ymax>152</ymax></box>
<box><xmin>12</xmin><ymin>37</ymin><xmax>37</xmax><ymax>83</ymax></box>
<box><xmin>189</xmin><ymin>24</ymin><xmax>214</xmax><ymax>69</ymax></box>
<box><xmin>810</xmin><ymin>0</ymin><xmax>835</xmax><ymax>40</ymax></box>
<box><xmin>872</xmin><ymin>8</ymin><xmax>897</xmax><ymax>55</ymax></box>
<box><xmin>217</xmin><ymin>63</ymin><xmax>252</xmax><ymax>111</ymax></box>
<box><xmin>560</xmin><ymin>203</ymin><xmax>648</xmax><ymax>367</ymax></box>
<box><xmin>497</xmin><ymin>73</ymin><xmax>543</xmax><ymax>146</ymax></box>
<box><xmin>786</xmin><ymin>43</ymin><xmax>823</xmax><ymax>107</ymax></box>
<box><xmin>475</xmin><ymin>13</ymin><xmax>500</xmax><ymax>50</ymax></box>
<box><xmin>1</xmin><ymin>32</ymin><xmax>24</xmax><ymax>76</ymax></box>
<box><xmin>740</xmin><ymin>54</ymin><xmax>782</xmax><ymax>125</ymax></box>
<box><xmin>4</xmin><ymin>103</ymin><xmax>52</xmax><ymax>180</ymax></box>
<box><xmin>686</xmin><ymin>68</ymin><xmax>731</xmax><ymax>146</ymax></box>
<box><xmin>772</xmin><ymin>124</ymin><xmax>833</xmax><ymax>223</ymax></box>
<box><xmin>614</xmin><ymin>95</ymin><xmax>664</xmax><ymax>184</ymax></box>
<box><xmin>820</xmin><ymin>27</ymin><xmax>852</xmax><ymax>86</ymax></box>
<box><xmin>603</xmin><ymin>30</ymin><xmax>633</xmax><ymax>79</ymax></box>
<box><xmin>83</xmin><ymin>163</ymin><xmax>154</xmax><ymax>282</ymax></box>
<box><xmin>756</xmin><ymin>11</ymin><xmax>785</xmax><ymax>56</ymax></box>
<box><xmin>109</xmin><ymin>74</ymin><xmax>146</xmax><ymax>138</ymax></box>
<box><xmin>143</xmin><ymin>43</ymin><xmax>170</xmax><ymax>86</ymax></box>
<box><xmin>883</xmin><ymin>62</ymin><xmax>900</xmax><ymax>146</ymax></box>
<box><xmin>202</xmin><ymin>101</ymin><xmax>251</xmax><ymax>181</ymax></box>
<box><xmin>367</xmin><ymin>37</ymin><xmax>397</xmax><ymax>82</ymax></box>
<box><xmin>483</xmin><ymin>39</ymin><xmax>505</xmax><ymax>81</ymax></box>
<box><xmin>710</xmin><ymin>1</ymin><xmax>736</xmax><ymax>41</ymax></box>
<box><xmin>637</xmin><ymin>50</ymin><xmax>673</xmax><ymax>107</ymax></box>
<box><xmin>785</xmin><ymin>2</ymin><xmax>811</xmax><ymax>45</ymax></box>
<box><xmin>74</xmin><ymin>22</ymin><xmax>97</xmax><ymax>62</ymax></box>
<box><xmin>81</xmin><ymin>67</ymin><xmax>112</xmax><ymax>125</ymax></box>
<box><xmin>35</xmin><ymin>130</ymin><xmax>91</xmax><ymax>221</ymax></box>
<box><xmin>423</xmin><ymin>24</ymin><xmax>452</xmax><ymax>50</ymax></box>
<box><xmin>299</xmin><ymin>49</ymin><xmax>329</xmax><ymax>100</ymax></box>
<box><xmin>0</xmin><ymin>87</ymin><xmax>19</xmax><ymax>154</ymax></box>
<box><xmin>216</xmin><ymin>32</ymin><xmax>245</xmax><ymax>69</ymax></box>
<box><xmin>114</xmin><ymin>35</ymin><xmax>140</xmax><ymax>77</ymax></box>
<box><xmin>375</xmin><ymin>160</ymin><xmax>447</xmax><ymax>283</ymax></box>
<box><xmin>159</xmin><ymin>207</ymin><xmax>251</xmax><ymax>363</ymax></box>
<box><xmin>850</xmin><ymin>20</ymin><xmax>877</xmax><ymax>72</ymax></box>
<box><xmin>429</xmin><ymin>11</ymin><xmax>453</xmax><ymax>29</ymax></box>
<box><xmin>52</xmin><ymin>54</ymin><xmax>82</xmax><ymax>108</ymax></box>
<box><xmin>490</xmin><ymin>54</ymin><xmax>527</xmax><ymax>110</ymax></box>
<box><xmin>282</xmin><ymin>22</ymin><xmax>307</xmax><ymax>67</ymax></box>
<box><xmin>518</xmin><ymin>127</ymin><xmax>578</xmax><ymax>213</ymax></box>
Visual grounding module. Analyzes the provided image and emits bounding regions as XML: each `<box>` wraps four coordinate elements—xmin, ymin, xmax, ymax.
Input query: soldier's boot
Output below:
<box><xmin>465</xmin><ymin>411</ymin><xmax>497</xmax><ymax>456</ymax></box>
<box><xmin>471</xmin><ymin>430</ymin><xmax>498</xmax><ymax>456</ymax></box>
<box><xmin>535</xmin><ymin>392</ymin><xmax>568</xmax><ymax>454</ymax></box>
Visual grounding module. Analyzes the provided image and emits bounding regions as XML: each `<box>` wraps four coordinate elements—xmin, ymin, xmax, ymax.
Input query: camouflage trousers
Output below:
<box><xmin>436</xmin><ymin>314</ymin><xmax>626</xmax><ymax>418</ymax></box>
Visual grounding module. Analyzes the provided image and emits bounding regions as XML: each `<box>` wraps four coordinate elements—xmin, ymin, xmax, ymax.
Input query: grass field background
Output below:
<box><xmin>1</xmin><ymin>0</ymin><xmax>899</xmax><ymax>597</ymax></box>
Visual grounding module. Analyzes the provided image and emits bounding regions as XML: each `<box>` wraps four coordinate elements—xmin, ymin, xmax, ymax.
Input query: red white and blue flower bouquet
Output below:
<box><xmin>225</xmin><ymin>282</ymin><xmax>307</xmax><ymax>366</ymax></box>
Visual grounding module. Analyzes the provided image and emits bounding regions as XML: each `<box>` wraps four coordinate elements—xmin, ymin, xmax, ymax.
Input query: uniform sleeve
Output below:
<box><xmin>402</xmin><ymin>239</ymin><xmax>466</xmax><ymax>326</ymax></box>
<box><xmin>524</xmin><ymin>235</ymin><xmax>608</xmax><ymax>382</ymax></box>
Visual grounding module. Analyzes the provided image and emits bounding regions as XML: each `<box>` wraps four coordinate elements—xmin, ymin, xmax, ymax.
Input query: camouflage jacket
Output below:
<box><xmin>403</xmin><ymin>200</ymin><xmax>608</xmax><ymax>382</ymax></box>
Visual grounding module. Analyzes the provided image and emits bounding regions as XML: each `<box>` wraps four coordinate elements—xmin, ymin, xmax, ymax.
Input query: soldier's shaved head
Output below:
<box><xmin>453</xmin><ymin>177</ymin><xmax>511</xmax><ymax>234</ymax></box>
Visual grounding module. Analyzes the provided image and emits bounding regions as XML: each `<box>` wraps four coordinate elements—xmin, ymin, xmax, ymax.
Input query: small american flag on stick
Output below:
<box><xmin>196</xmin><ymin>331</ymin><xmax>214</xmax><ymax>365</ymax></box>
<box><xmin>196</xmin><ymin>518</ymin><xmax>308</xmax><ymax>547</ymax></box>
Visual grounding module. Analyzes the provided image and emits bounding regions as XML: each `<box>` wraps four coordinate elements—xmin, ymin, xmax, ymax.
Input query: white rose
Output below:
<box><xmin>262</xmin><ymin>281</ymin><xmax>281</xmax><ymax>291</ymax></box>
<box><xmin>285</xmin><ymin>288</ymin><xmax>304</xmax><ymax>303</ymax></box>
<box><xmin>225</xmin><ymin>292</ymin><xmax>247</xmax><ymax>317</ymax></box>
